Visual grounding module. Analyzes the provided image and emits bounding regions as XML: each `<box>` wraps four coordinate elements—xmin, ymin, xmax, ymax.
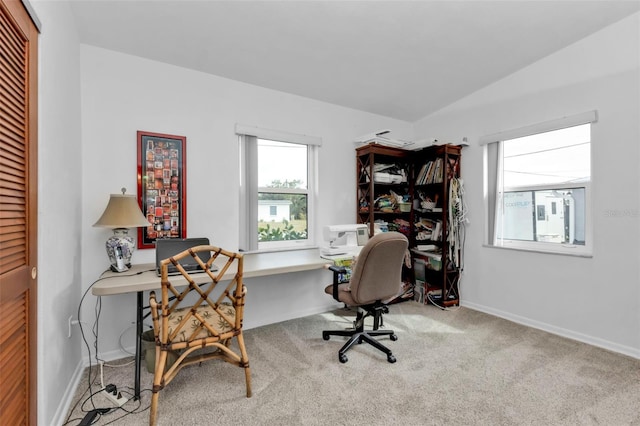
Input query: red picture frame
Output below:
<box><xmin>136</xmin><ymin>131</ymin><xmax>187</xmax><ymax>249</ymax></box>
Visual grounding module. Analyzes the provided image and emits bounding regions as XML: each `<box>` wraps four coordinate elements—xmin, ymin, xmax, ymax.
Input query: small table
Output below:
<box><xmin>92</xmin><ymin>248</ymin><xmax>329</xmax><ymax>399</ymax></box>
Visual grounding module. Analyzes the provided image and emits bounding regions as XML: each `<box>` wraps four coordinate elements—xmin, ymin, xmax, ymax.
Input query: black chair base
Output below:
<box><xmin>322</xmin><ymin>304</ymin><xmax>397</xmax><ymax>363</ymax></box>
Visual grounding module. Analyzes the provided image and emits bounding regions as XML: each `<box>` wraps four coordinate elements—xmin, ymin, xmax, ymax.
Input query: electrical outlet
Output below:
<box><xmin>102</xmin><ymin>387</ymin><xmax>128</xmax><ymax>407</ymax></box>
<box><xmin>67</xmin><ymin>316</ymin><xmax>80</xmax><ymax>338</ymax></box>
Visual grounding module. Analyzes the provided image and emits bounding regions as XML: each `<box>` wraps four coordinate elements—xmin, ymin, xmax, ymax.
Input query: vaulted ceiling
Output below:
<box><xmin>70</xmin><ymin>1</ymin><xmax>640</xmax><ymax>122</ymax></box>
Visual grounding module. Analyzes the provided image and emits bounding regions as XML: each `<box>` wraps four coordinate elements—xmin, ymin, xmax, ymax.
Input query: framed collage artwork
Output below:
<box><xmin>136</xmin><ymin>131</ymin><xmax>187</xmax><ymax>249</ymax></box>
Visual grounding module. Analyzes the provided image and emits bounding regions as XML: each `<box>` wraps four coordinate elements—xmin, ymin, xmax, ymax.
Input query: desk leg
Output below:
<box><xmin>134</xmin><ymin>290</ymin><xmax>143</xmax><ymax>400</ymax></box>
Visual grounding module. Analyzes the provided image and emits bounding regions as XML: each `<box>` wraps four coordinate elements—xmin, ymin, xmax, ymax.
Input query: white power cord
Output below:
<box><xmin>99</xmin><ymin>360</ymin><xmax>106</xmax><ymax>390</ymax></box>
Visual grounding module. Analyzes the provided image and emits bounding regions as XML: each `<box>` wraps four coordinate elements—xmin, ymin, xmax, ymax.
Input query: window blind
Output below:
<box><xmin>479</xmin><ymin>110</ymin><xmax>598</xmax><ymax>146</ymax></box>
<box><xmin>235</xmin><ymin>124</ymin><xmax>322</xmax><ymax>146</ymax></box>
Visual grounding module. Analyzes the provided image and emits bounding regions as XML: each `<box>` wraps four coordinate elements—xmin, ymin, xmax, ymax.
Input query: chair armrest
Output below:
<box><xmin>328</xmin><ymin>265</ymin><xmax>348</xmax><ymax>302</ymax></box>
<box><xmin>329</xmin><ymin>265</ymin><xmax>347</xmax><ymax>274</ymax></box>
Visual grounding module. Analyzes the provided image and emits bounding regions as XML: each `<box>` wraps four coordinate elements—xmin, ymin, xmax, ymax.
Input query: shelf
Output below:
<box><xmin>355</xmin><ymin>143</ymin><xmax>410</xmax><ymax>158</ymax></box>
<box><xmin>360</xmin><ymin>181</ymin><xmax>409</xmax><ymax>186</ymax></box>
<box><xmin>359</xmin><ymin>210</ymin><xmax>411</xmax><ymax>215</ymax></box>
<box><xmin>414</xmin><ymin>209</ymin><xmax>443</xmax><ymax>215</ymax></box>
<box><xmin>415</xmin><ymin>183</ymin><xmax>443</xmax><ymax>188</ymax></box>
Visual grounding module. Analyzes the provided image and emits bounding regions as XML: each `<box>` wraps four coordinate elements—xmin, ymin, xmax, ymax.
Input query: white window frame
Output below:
<box><xmin>237</xmin><ymin>124</ymin><xmax>320</xmax><ymax>253</ymax></box>
<box><xmin>482</xmin><ymin>111</ymin><xmax>596</xmax><ymax>257</ymax></box>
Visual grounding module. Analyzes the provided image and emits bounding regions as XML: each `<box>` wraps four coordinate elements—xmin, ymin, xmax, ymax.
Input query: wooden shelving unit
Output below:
<box><xmin>356</xmin><ymin>143</ymin><xmax>412</xmax><ymax>239</ymax></box>
<box><xmin>411</xmin><ymin>144</ymin><xmax>461</xmax><ymax>307</ymax></box>
<box><xmin>354</xmin><ymin>143</ymin><xmax>462</xmax><ymax>307</ymax></box>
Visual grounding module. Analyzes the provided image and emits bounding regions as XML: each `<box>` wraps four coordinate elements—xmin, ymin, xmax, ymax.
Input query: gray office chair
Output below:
<box><xmin>323</xmin><ymin>231</ymin><xmax>408</xmax><ymax>363</ymax></box>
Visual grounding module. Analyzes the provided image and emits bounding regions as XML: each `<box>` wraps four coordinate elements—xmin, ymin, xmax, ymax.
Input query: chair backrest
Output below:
<box><xmin>156</xmin><ymin>244</ymin><xmax>245</xmax><ymax>348</ymax></box>
<box><xmin>348</xmin><ymin>232</ymin><xmax>408</xmax><ymax>305</ymax></box>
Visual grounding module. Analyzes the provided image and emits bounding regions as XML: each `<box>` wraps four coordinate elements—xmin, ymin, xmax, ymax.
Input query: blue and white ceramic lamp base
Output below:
<box><xmin>105</xmin><ymin>228</ymin><xmax>135</xmax><ymax>272</ymax></box>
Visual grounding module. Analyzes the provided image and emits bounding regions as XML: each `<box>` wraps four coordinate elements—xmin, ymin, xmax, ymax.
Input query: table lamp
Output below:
<box><xmin>93</xmin><ymin>188</ymin><xmax>150</xmax><ymax>272</ymax></box>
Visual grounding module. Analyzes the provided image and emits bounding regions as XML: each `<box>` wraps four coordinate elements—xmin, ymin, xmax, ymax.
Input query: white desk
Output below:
<box><xmin>92</xmin><ymin>248</ymin><xmax>329</xmax><ymax>399</ymax></box>
<box><xmin>93</xmin><ymin>248</ymin><xmax>329</xmax><ymax>296</ymax></box>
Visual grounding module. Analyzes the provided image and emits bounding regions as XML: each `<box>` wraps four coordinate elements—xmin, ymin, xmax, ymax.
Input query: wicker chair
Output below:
<box><xmin>148</xmin><ymin>245</ymin><xmax>252</xmax><ymax>425</ymax></box>
<box><xmin>323</xmin><ymin>232</ymin><xmax>408</xmax><ymax>364</ymax></box>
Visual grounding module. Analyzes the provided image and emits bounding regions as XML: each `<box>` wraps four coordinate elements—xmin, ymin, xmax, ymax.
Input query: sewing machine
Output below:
<box><xmin>321</xmin><ymin>224</ymin><xmax>369</xmax><ymax>257</ymax></box>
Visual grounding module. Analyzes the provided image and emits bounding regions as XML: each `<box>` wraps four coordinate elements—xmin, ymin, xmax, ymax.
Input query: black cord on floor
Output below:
<box><xmin>65</xmin><ymin>269</ymin><xmax>155</xmax><ymax>425</ymax></box>
<box><xmin>63</xmin><ymin>384</ymin><xmax>152</xmax><ymax>425</ymax></box>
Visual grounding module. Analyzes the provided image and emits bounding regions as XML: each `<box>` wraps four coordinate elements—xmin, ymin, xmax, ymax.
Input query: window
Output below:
<box><xmin>483</xmin><ymin>112</ymin><xmax>595</xmax><ymax>256</ymax></box>
<box><xmin>237</xmin><ymin>125</ymin><xmax>320</xmax><ymax>252</ymax></box>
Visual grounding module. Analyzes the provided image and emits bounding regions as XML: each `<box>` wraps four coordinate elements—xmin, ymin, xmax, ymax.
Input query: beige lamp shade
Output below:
<box><xmin>94</xmin><ymin>192</ymin><xmax>150</xmax><ymax>272</ymax></box>
<box><xmin>93</xmin><ymin>194</ymin><xmax>150</xmax><ymax>228</ymax></box>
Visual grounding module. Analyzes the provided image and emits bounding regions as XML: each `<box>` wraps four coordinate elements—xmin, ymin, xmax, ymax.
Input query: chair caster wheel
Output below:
<box><xmin>387</xmin><ymin>355</ymin><xmax>396</xmax><ymax>363</ymax></box>
<box><xmin>339</xmin><ymin>354</ymin><xmax>348</xmax><ymax>363</ymax></box>
<box><xmin>322</xmin><ymin>332</ymin><xmax>330</xmax><ymax>341</ymax></box>
<box><xmin>390</xmin><ymin>334</ymin><xmax>398</xmax><ymax>341</ymax></box>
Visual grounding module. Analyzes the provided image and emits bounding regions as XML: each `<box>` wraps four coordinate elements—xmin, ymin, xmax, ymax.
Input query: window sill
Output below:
<box><xmin>240</xmin><ymin>245</ymin><xmax>319</xmax><ymax>255</ymax></box>
<box><xmin>482</xmin><ymin>243</ymin><xmax>593</xmax><ymax>258</ymax></box>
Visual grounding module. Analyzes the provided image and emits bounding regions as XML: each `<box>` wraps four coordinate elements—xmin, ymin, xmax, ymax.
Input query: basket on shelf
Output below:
<box><xmin>421</xmin><ymin>201</ymin><xmax>436</xmax><ymax>210</ymax></box>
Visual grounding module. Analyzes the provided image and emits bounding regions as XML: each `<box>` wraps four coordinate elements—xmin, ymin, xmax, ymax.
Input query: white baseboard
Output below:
<box><xmin>462</xmin><ymin>301</ymin><xmax>640</xmax><ymax>360</ymax></box>
<box><xmin>51</xmin><ymin>360</ymin><xmax>86</xmax><ymax>426</ymax></box>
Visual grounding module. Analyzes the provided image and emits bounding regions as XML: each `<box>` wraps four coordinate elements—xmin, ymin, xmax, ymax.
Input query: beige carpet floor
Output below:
<box><xmin>64</xmin><ymin>301</ymin><xmax>640</xmax><ymax>425</ymax></box>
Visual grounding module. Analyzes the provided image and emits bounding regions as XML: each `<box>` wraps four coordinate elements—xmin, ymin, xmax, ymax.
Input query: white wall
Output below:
<box><xmin>79</xmin><ymin>45</ymin><xmax>413</xmax><ymax>361</ymax></box>
<box><xmin>29</xmin><ymin>1</ymin><xmax>83</xmax><ymax>425</ymax></box>
<box><xmin>413</xmin><ymin>13</ymin><xmax>640</xmax><ymax>357</ymax></box>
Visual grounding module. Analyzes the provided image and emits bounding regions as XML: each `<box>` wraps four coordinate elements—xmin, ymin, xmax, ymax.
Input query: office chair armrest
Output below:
<box><xmin>328</xmin><ymin>265</ymin><xmax>348</xmax><ymax>302</ymax></box>
<box><xmin>328</xmin><ymin>265</ymin><xmax>347</xmax><ymax>274</ymax></box>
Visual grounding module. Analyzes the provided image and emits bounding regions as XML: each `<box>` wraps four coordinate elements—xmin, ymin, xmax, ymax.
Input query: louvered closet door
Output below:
<box><xmin>0</xmin><ymin>0</ymin><xmax>38</xmax><ymax>425</ymax></box>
